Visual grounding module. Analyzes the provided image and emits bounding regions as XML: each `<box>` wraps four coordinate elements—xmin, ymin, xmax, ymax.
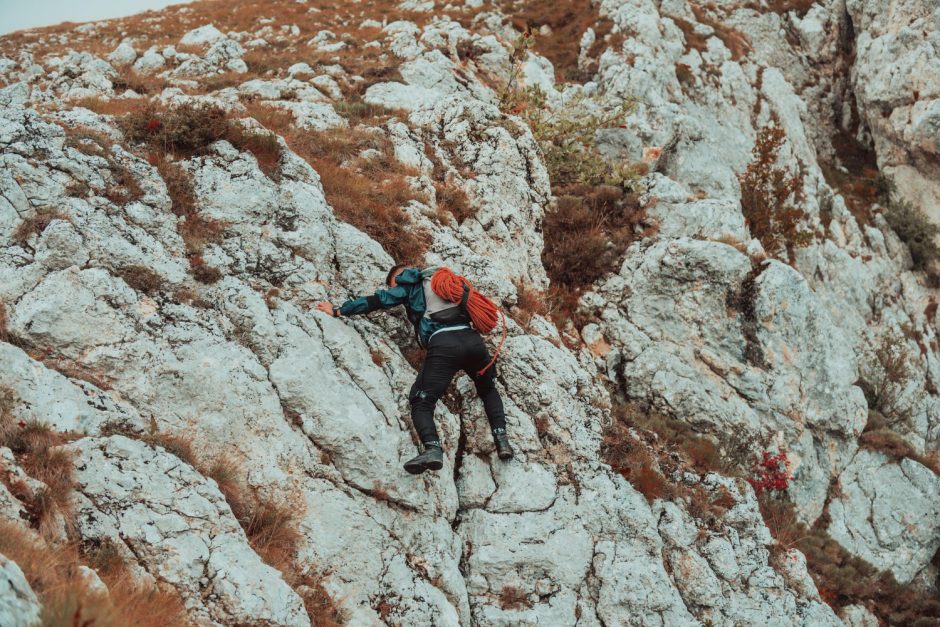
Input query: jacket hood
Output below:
<box><xmin>393</xmin><ymin>267</ymin><xmax>424</xmax><ymax>285</ymax></box>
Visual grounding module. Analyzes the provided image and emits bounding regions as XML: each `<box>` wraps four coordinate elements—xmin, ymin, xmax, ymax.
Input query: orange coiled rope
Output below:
<box><xmin>430</xmin><ymin>267</ymin><xmax>506</xmax><ymax>376</ymax></box>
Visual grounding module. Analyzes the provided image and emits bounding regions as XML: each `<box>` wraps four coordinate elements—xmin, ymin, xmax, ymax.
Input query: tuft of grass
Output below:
<box><xmin>12</xmin><ymin>209</ymin><xmax>69</xmax><ymax>246</ymax></box>
<box><xmin>434</xmin><ymin>180</ymin><xmax>474</xmax><ymax>225</ymax></box>
<box><xmin>116</xmin><ymin>265</ymin><xmax>164</xmax><ymax>296</ymax></box>
<box><xmin>499</xmin><ymin>585</ymin><xmax>533</xmax><ymax>611</ymax></box>
<box><xmin>0</xmin><ymin>403</ymin><xmax>75</xmax><ymax>534</ymax></box>
<box><xmin>150</xmin><ymin>152</ymin><xmax>196</xmax><ymax>216</ymax></box>
<box><xmin>0</xmin><ymin>520</ymin><xmax>188</xmax><ymax>627</ymax></box>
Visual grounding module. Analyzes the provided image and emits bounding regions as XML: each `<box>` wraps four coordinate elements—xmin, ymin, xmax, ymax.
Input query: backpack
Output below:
<box><xmin>419</xmin><ymin>266</ymin><xmax>506</xmax><ymax>375</ymax></box>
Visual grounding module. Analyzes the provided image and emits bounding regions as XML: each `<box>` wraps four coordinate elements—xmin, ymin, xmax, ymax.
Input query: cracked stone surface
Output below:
<box><xmin>0</xmin><ymin>0</ymin><xmax>939</xmax><ymax>624</ymax></box>
<box><xmin>67</xmin><ymin>435</ymin><xmax>308</xmax><ymax>626</ymax></box>
<box><xmin>827</xmin><ymin>448</ymin><xmax>940</xmax><ymax>584</ymax></box>
<box><xmin>0</xmin><ymin>554</ymin><xmax>40</xmax><ymax>627</ymax></box>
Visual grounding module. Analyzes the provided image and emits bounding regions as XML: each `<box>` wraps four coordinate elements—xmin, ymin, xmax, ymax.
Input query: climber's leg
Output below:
<box><xmin>466</xmin><ymin>332</ymin><xmax>513</xmax><ymax>460</ymax></box>
<box><xmin>405</xmin><ymin>332</ymin><xmax>461</xmax><ymax>474</ymax></box>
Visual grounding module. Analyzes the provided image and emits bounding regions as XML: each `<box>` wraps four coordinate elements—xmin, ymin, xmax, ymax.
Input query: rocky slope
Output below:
<box><xmin>0</xmin><ymin>0</ymin><xmax>938</xmax><ymax>625</ymax></box>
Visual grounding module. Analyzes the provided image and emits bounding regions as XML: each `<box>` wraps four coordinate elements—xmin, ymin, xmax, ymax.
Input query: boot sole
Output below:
<box><xmin>404</xmin><ymin>458</ymin><xmax>443</xmax><ymax>475</ymax></box>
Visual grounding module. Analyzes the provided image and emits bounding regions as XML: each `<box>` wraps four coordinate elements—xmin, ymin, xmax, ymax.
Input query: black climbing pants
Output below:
<box><xmin>409</xmin><ymin>327</ymin><xmax>506</xmax><ymax>445</ymax></box>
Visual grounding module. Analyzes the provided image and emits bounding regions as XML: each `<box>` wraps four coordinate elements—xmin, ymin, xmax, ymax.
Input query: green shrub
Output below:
<box><xmin>881</xmin><ymin>186</ymin><xmax>940</xmax><ymax>278</ymax></box>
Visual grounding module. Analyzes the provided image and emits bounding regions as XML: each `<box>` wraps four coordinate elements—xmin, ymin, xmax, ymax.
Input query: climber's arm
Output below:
<box><xmin>317</xmin><ymin>286</ymin><xmax>410</xmax><ymax>317</ymax></box>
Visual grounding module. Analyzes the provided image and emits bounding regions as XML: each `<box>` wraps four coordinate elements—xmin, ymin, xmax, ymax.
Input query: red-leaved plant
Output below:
<box><xmin>748</xmin><ymin>450</ymin><xmax>791</xmax><ymax>494</ymax></box>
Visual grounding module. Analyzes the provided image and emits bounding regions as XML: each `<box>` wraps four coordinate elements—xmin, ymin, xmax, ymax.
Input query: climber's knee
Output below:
<box><xmin>409</xmin><ymin>387</ymin><xmax>436</xmax><ymax>409</ymax></box>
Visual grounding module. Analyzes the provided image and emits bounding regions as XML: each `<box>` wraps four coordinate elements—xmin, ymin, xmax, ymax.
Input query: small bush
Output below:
<box><xmin>747</xmin><ymin>450</ymin><xmax>791</xmax><ymax>495</ymax></box>
<box><xmin>739</xmin><ymin>121</ymin><xmax>812</xmax><ymax>263</ymax></box>
<box><xmin>120</xmin><ymin>101</ymin><xmax>229</xmax><ymax>156</ymax></box>
<box><xmin>116</xmin><ymin>265</ymin><xmax>164</xmax><ymax>296</ymax></box>
<box><xmin>858</xmin><ymin>328</ymin><xmax>914</xmax><ymax>419</ymax></box>
<box><xmin>434</xmin><ymin>180</ymin><xmax>474</xmax><ymax>224</ymax></box>
<box><xmin>12</xmin><ymin>209</ymin><xmax>69</xmax><ymax>245</ymax></box>
<box><xmin>121</xmin><ymin>102</ymin><xmax>284</xmax><ymax>179</ymax></box>
<box><xmin>189</xmin><ymin>255</ymin><xmax>223</xmax><ymax>284</ymax></box>
<box><xmin>150</xmin><ymin>153</ymin><xmax>196</xmax><ymax>216</ymax></box>
<box><xmin>881</xmin><ymin>186</ymin><xmax>940</xmax><ymax>278</ymax></box>
<box><xmin>499</xmin><ymin>585</ymin><xmax>533</xmax><ymax>611</ymax></box>
<box><xmin>601</xmin><ymin>414</ymin><xmax>675</xmax><ymax>503</ymax></box>
<box><xmin>0</xmin><ymin>409</ymin><xmax>75</xmax><ymax>533</ymax></box>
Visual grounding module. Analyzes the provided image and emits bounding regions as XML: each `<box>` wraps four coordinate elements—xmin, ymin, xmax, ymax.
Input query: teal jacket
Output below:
<box><xmin>338</xmin><ymin>267</ymin><xmax>460</xmax><ymax>347</ymax></box>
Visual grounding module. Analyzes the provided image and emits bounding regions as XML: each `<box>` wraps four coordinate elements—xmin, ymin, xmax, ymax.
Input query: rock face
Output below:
<box><xmin>68</xmin><ymin>436</ymin><xmax>309</xmax><ymax>626</ymax></box>
<box><xmin>0</xmin><ymin>555</ymin><xmax>40</xmax><ymax>627</ymax></box>
<box><xmin>827</xmin><ymin>449</ymin><xmax>940</xmax><ymax>584</ymax></box>
<box><xmin>0</xmin><ymin>0</ymin><xmax>938</xmax><ymax>625</ymax></box>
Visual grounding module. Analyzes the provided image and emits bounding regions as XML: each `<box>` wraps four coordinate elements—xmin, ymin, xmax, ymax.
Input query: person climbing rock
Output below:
<box><xmin>316</xmin><ymin>264</ymin><xmax>514</xmax><ymax>475</ymax></box>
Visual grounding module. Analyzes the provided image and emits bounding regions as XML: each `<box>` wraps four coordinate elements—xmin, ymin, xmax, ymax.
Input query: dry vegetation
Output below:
<box><xmin>493</xmin><ymin>0</ymin><xmax>624</xmax><ymax>82</ymax></box>
<box><xmin>0</xmin><ymin>388</ymin><xmax>76</xmax><ymax>536</ymax></box>
<box><xmin>98</xmin><ymin>421</ymin><xmax>345</xmax><ymax>625</ymax></box>
<box><xmin>12</xmin><ymin>208</ymin><xmax>70</xmax><ymax>247</ymax></box>
<box><xmin>239</xmin><ymin>101</ymin><xmax>431</xmax><ymax>263</ymax></box>
<box><xmin>601</xmin><ymin>401</ymin><xmax>740</xmax><ymax>524</ymax></box>
<box><xmin>0</xmin><ymin>521</ymin><xmax>189</xmax><ymax>627</ymax></box>
<box><xmin>499</xmin><ymin>585</ymin><xmax>533</xmax><ymax>611</ymax></box>
<box><xmin>738</xmin><ymin>120</ymin><xmax>812</xmax><ymax>263</ymax></box>
<box><xmin>497</xmin><ymin>33</ymin><xmax>652</xmax><ymax>327</ymax></box>
<box><xmin>758</xmin><ymin>496</ymin><xmax>940</xmax><ymax>624</ymax></box>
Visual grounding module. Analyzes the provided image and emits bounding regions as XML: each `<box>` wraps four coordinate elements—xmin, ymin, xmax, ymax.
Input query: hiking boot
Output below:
<box><xmin>493</xmin><ymin>428</ymin><xmax>514</xmax><ymax>461</ymax></box>
<box><xmin>404</xmin><ymin>441</ymin><xmax>444</xmax><ymax>475</ymax></box>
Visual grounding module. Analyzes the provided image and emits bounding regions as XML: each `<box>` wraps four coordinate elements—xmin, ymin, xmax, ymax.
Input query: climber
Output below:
<box><xmin>315</xmin><ymin>264</ymin><xmax>514</xmax><ymax>475</ymax></box>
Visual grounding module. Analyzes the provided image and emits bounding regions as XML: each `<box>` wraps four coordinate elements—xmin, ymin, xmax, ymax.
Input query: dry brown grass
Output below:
<box><xmin>688</xmin><ymin>5</ymin><xmax>752</xmax><ymax>61</ymax></box>
<box><xmin>434</xmin><ymin>180</ymin><xmax>474</xmax><ymax>225</ymax></box>
<box><xmin>111</xmin><ymin>69</ymin><xmax>168</xmax><ymax>96</ymax></box>
<box><xmin>12</xmin><ymin>209</ymin><xmax>70</xmax><ymax>246</ymax></box>
<box><xmin>601</xmin><ymin>402</ymin><xmax>739</xmax><ymax>524</ymax></box>
<box><xmin>199</xmin><ymin>454</ymin><xmax>345</xmax><ymax>624</ymax></box>
<box><xmin>499</xmin><ymin>585</ymin><xmax>533</xmax><ymax>610</ymax></box>
<box><xmin>0</xmin><ymin>401</ymin><xmax>76</xmax><ymax>534</ymax></box>
<box><xmin>150</xmin><ymin>152</ymin><xmax>196</xmax><ymax>215</ymax></box>
<box><xmin>0</xmin><ymin>300</ymin><xmax>7</xmax><ymax>343</ymax></box>
<box><xmin>72</xmin><ymin>96</ymin><xmax>151</xmax><ymax>117</ymax></box>
<box><xmin>116</xmin><ymin>265</ymin><xmax>164</xmax><ymax>296</ymax></box>
<box><xmin>0</xmin><ymin>520</ymin><xmax>188</xmax><ymax>627</ymax></box>
<box><xmin>242</xmin><ymin>107</ymin><xmax>431</xmax><ymax>263</ymax></box>
<box><xmin>511</xmin><ymin>279</ymin><xmax>549</xmax><ymax>331</ymax></box>
<box><xmin>495</xmin><ymin>0</ymin><xmax>620</xmax><ymax>82</ymax></box>
<box><xmin>542</xmin><ymin>186</ymin><xmax>648</xmax><ymax>325</ymax></box>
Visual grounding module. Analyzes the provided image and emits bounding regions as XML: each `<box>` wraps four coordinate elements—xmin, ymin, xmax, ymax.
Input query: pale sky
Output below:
<box><xmin>0</xmin><ymin>0</ymin><xmax>195</xmax><ymax>36</ymax></box>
